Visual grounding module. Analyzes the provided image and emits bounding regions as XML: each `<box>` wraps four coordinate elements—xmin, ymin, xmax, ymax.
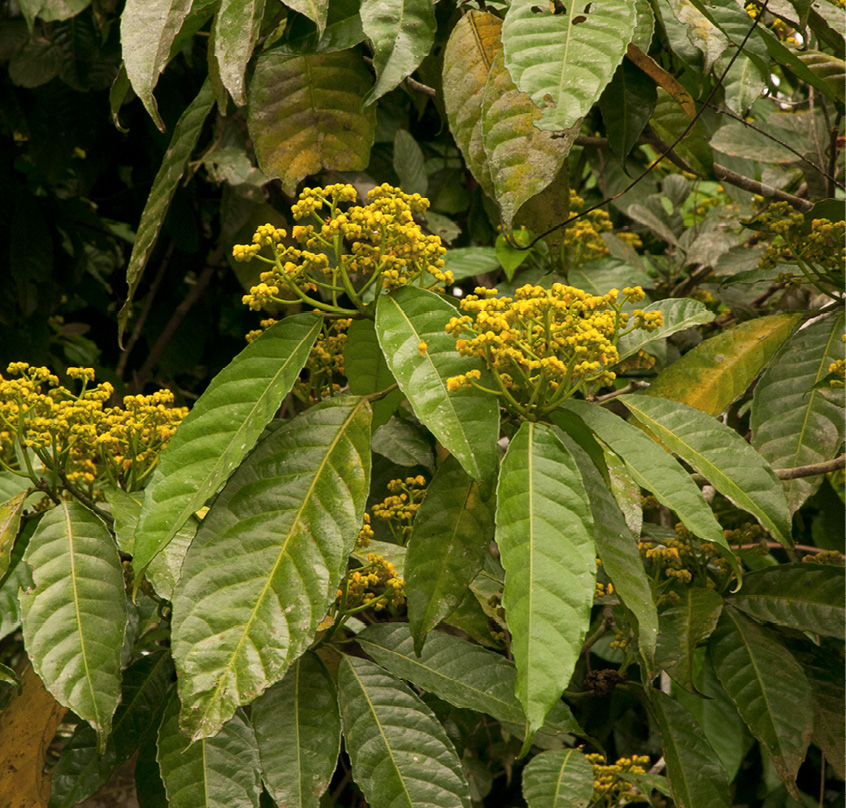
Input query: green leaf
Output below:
<box><xmin>649</xmin><ymin>88</ymin><xmax>713</xmax><ymax>176</ymax></box>
<box><xmin>501</xmin><ymin>0</ymin><xmax>636</xmax><ymax>132</ymax></box>
<box><xmin>481</xmin><ymin>50</ymin><xmax>577</xmax><ymax>231</ymax></box>
<box><xmin>375</xmin><ymin>286</ymin><xmax>499</xmax><ymax>495</ymax></box>
<box><xmin>171</xmin><ymin>396</ymin><xmax>371</xmax><ymax>739</ymax></box>
<box><xmin>599</xmin><ymin>59</ymin><xmax>657</xmax><ymax>165</ymax></box>
<box><xmin>0</xmin><ymin>518</ymin><xmax>33</xmax><ymax>642</ymax></box>
<box><xmin>497</xmin><ymin>421</ymin><xmax>595</xmax><ymax>734</ymax></box>
<box><xmin>521</xmin><ymin>748</ymin><xmax>595</xmax><ymax>808</ymax></box>
<box><xmin>20</xmin><ymin>502</ymin><xmax>127</xmax><ymax>752</ymax></box>
<box><xmin>393</xmin><ymin>129</ymin><xmax>428</xmax><ymax>197</ymax></box>
<box><xmin>722</xmin><ymin>55</ymin><xmax>767</xmax><ymax>115</ymax></box>
<box><xmin>132</xmin><ymin>313</ymin><xmax>321</xmax><ymax>578</ymax></box>
<box><xmin>495</xmin><ymin>230</ymin><xmax>535</xmax><ymax>280</ymax></box>
<box><xmin>566</xmin><ymin>258</ymin><xmax>653</xmax><ymax>298</ymax></box>
<box><xmin>212</xmin><ymin>0</ymin><xmax>266</xmax><ymax>107</ymax></box>
<box><xmin>371</xmin><ymin>417</ymin><xmax>435</xmax><ymax>472</ymax></box>
<box><xmin>406</xmin><ymin>455</ymin><xmax>495</xmax><ymax>652</ymax></box>
<box><xmin>247</xmin><ymin>51</ymin><xmax>376</xmax><ymax>196</ymax></box>
<box><xmin>651</xmin><ymin>690</ymin><xmax>731</xmax><ymax>808</ymax></box>
<box><xmin>617</xmin><ymin>298</ymin><xmax>715</xmax><ymax>361</ymax></box>
<box><xmin>250</xmin><ymin>653</ymin><xmax>340</xmax><ymax>808</ymax></box>
<box><xmin>441</xmin><ymin>10</ymin><xmax>503</xmax><ymax>199</ymax></box>
<box><xmin>0</xmin><ymin>662</ymin><xmax>21</xmax><ymax>693</ymax></box>
<box><xmin>708</xmin><ymin>607</ymin><xmax>812</xmax><ymax>792</ymax></box>
<box><xmin>157</xmin><ymin>695</ymin><xmax>262</xmax><ymax>808</ymax></box>
<box><xmin>632</xmin><ymin>0</ymin><xmax>656</xmax><ymax>51</ymax></box>
<box><xmin>799</xmin><ymin>642</ymin><xmax>845</xmax><ymax>779</ymax></box>
<box><xmin>443</xmin><ymin>589</ymin><xmax>503</xmax><ymax>650</ymax></box>
<box><xmin>119</xmin><ymin>0</ymin><xmax>193</xmax><ymax>129</ymax></box>
<box><xmin>751</xmin><ymin>312</ymin><xmax>845</xmax><ymax>513</ymax></box>
<box><xmin>121</xmin><ymin>79</ymin><xmax>215</xmax><ymax>338</ymax></box>
<box><xmin>728</xmin><ymin>564</ymin><xmax>844</xmax><ymax>638</ymax></box>
<box><xmin>284</xmin><ymin>0</ymin><xmax>329</xmax><ymax>35</ymax></box>
<box><xmin>361</xmin><ymin>0</ymin><xmax>436</xmax><ymax>104</ymax></box>
<box><xmin>338</xmin><ymin>654</ymin><xmax>471</xmax><ymax>808</ymax></box>
<box><xmin>0</xmin><ymin>471</ymin><xmax>31</xmax><ymax>504</ymax></box>
<box><xmin>647</xmin><ymin>313</ymin><xmax>801</xmax><ymax>415</ymax></box>
<box><xmin>443</xmin><ymin>247</ymin><xmax>501</xmax><ymax>282</ymax></box>
<box><xmin>619</xmin><ymin>395</ymin><xmax>792</xmax><ymax>547</ymax></box>
<box><xmin>663</xmin><ymin>0</ymin><xmax>728</xmax><ymax>72</ymax></box>
<box><xmin>655</xmin><ymin>587</ymin><xmax>723</xmax><ymax>692</ymax></box>
<box><xmin>49</xmin><ymin>651</ymin><xmax>174</xmax><ymax>808</ymax></box>
<box><xmin>344</xmin><ymin>318</ymin><xmax>403</xmax><ymax>430</ymax></box>
<box><xmin>603</xmin><ymin>447</ymin><xmax>642</xmax><ymax>535</ymax></box>
<box><xmin>0</xmin><ymin>491</ymin><xmax>27</xmax><ymax>580</ymax></box>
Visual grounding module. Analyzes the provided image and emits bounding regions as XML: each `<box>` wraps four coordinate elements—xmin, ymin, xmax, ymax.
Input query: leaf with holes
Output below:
<box><xmin>521</xmin><ymin>748</ymin><xmax>595</xmax><ymax>808</ymax></box>
<box><xmin>212</xmin><ymin>0</ymin><xmax>265</xmax><ymax>106</ymax></box>
<box><xmin>617</xmin><ymin>298</ymin><xmax>714</xmax><ymax>361</ymax></box>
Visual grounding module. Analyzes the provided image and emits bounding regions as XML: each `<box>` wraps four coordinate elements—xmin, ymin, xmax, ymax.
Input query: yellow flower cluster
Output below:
<box><xmin>372</xmin><ymin>476</ymin><xmax>427</xmax><ymax>543</ymax></box>
<box><xmin>294</xmin><ymin>319</ymin><xmax>351</xmax><ymax>402</ymax></box>
<box><xmin>563</xmin><ymin>191</ymin><xmax>613</xmax><ymax>267</ymax></box>
<box><xmin>0</xmin><ymin>363</ymin><xmax>186</xmax><ymax>491</ymax></box>
<box><xmin>356</xmin><ymin>512</ymin><xmax>374</xmax><ymax>549</ymax></box>
<box><xmin>338</xmin><ymin>553</ymin><xmax>405</xmax><ymax>611</ymax></box>
<box><xmin>829</xmin><ymin>336</ymin><xmax>845</xmax><ymax>388</ymax></box>
<box><xmin>235</xmin><ymin>184</ymin><xmax>451</xmax><ymax>316</ymax></box>
<box><xmin>802</xmin><ymin>549</ymin><xmax>845</xmax><ymax>565</ymax></box>
<box><xmin>594</xmin><ymin>581</ymin><xmax>615</xmax><ymax>600</ymax></box>
<box><xmin>585</xmin><ymin>754</ymin><xmax>651</xmax><ymax>806</ymax></box>
<box><xmin>445</xmin><ymin>284</ymin><xmax>661</xmax><ymax>418</ymax></box>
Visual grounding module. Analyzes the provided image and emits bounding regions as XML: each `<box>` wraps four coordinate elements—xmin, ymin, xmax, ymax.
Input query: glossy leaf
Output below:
<box><xmin>285</xmin><ymin>0</ymin><xmax>329</xmax><ymax>35</ymax></box>
<box><xmin>212</xmin><ymin>0</ymin><xmax>265</xmax><ymax>106</ymax></box>
<box><xmin>20</xmin><ymin>502</ymin><xmax>126</xmax><ymax>751</ymax></box>
<box><xmin>0</xmin><ymin>490</ymin><xmax>27</xmax><ymax>580</ymax></box>
<box><xmin>599</xmin><ymin>58</ymin><xmax>656</xmax><ymax>164</ymax></box>
<box><xmin>406</xmin><ymin>455</ymin><xmax>494</xmax><ymax>652</ymax></box>
<box><xmin>338</xmin><ymin>654</ymin><xmax>472</xmax><ymax>808</ymax></box>
<box><xmin>617</xmin><ymin>298</ymin><xmax>714</xmax><ymax>361</ymax></box>
<box><xmin>157</xmin><ymin>695</ymin><xmax>262</xmax><ymax>808</ymax></box>
<box><xmin>521</xmin><ymin>748</ymin><xmax>594</xmax><ymax>808</ymax></box>
<box><xmin>361</xmin><ymin>0</ymin><xmax>436</xmax><ymax>104</ymax></box>
<box><xmin>751</xmin><ymin>312</ymin><xmax>845</xmax><ymax>513</ymax></box>
<box><xmin>709</xmin><ymin>608</ymin><xmax>812</xmax><ymax>791</ymax></box>
<box><xmin>250</xmin><ymin>653</ymin><xmax>340</xmax><ymax>808</ymax></box>
<box><xmin>652</xmin><ymin>690</ymin><xmax>731</xmax><ymax>808</ymax></box>
<box><xmin>247</xmin><ymin>51</ymin><xmax>376</xmax><ymax>195</ymax></box>
<box><xmin>132</xmin><ymin>313</ymin><xmax>321</xmax><ymax>577</ymax></box>
<box><xmin>728</xmin><ymin>563</ymin><xmax>844</xmax><ymax>638</ymax></box>
<box><xmin>496</xmin><ymin>421</ymin><xmax>595</xmax><ymax>734</ymax></box>
<box><xmin>619</xmin><ymin>395</ymin><xmax>792</xmax><ymax>547</ymax></box>
<box><xmin>171</xmin><ymin>396</ymin><xmax>371</xmax><ymax>739</ymax></box>
<box><xmin>647</xmin><ymin>313</ymin><xmax>801</xmax><ymax>415</ymax></box>
<box><xmin>375</xmin><ymin>286</ymin><xmax>499</xmax><ymax>494</ymax></box>
<box><xmin>501</xmin><ymin>0</ymin><xmax>636</xmax><ymax>132</ymax></box>
<box><xmin>371</xmin><ymin>417</ymin><xmax>435</xmax><ymax>472</ymax></box>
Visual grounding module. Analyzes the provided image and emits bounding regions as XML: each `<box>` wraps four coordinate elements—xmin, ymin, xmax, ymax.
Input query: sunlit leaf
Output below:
<box><xmin>521</xmin><ymin>748</ymin><xmax>594</xmax><ymax>808</ymax></box>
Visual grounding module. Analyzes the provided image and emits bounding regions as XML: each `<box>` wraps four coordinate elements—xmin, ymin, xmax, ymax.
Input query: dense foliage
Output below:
<box><xmin>0</xmin><ymin>1</ymin><xmax>844</xmax><ymax>807</ymax></box>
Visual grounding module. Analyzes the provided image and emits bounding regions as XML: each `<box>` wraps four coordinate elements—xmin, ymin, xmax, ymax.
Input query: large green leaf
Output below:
<box><xmin>371</xmin><ymin>417</ymin><xmax>435</xmax><ymax>472</ymax></box>
<box><xmin>157</xmin><ymin>695</ymin><xmax>262</xmax><ymax>808</ymax></box>
<box><xmin>0</xmin><ymin>523</ymin><xmax>32</xmax><ymax>642</ymax></box>
<box><xmin>337</xmin><ymin>654</ymin><xmax>472</xmax><ymax>808</ymax></box>
<box><xmin>212</xmin><ymin>0</ymin><xmax>265</xmax><ymax>106</ymax></box>
<box><xmin>247</xmin><ymin>50</ymin><xmax>376</xmax><ymax>195</ymax></box>
<box><xmin>361</xmin><ymin>0</ymin><xmax>436</xmax><ymax>104</ymax></box>
<box><xmin>728</xmin><ymin>564</ymin><xmax>844</xmax><ymax>638</ymax></box>
<box><xmin>647</xmin><ymin>313</ymin><xmax>801</xmax><ymax>415</ymax></box>
<box><xmin>599</xmin><ymin>59</ymin><xmax>657</xmax><ymax>164</ymax></box>
<box><xmin>0</xmin><ymin>491</ymin><xmax>27</xmax><ymax>580</ymax></box>
<box><xmin>617</xmin><ymin>298</ymin><xmax>714</xmax><ymax>361</ymax></box>
<box><xmin>619</xmin><ymin>395</ymin><xmax>792</xmax><ymax>547</ymax></box>
<box><xmin>655</xmin><ymin>587</ymin><xmax>723</xmax><ymax>692</ymax></box>
<box><xmin>406</xmin><ymin>455</ymin><xmax>494</xmax><ymax>652</ymax></box>
<box><xmin>285</xmin><ymin>0</ymin><xmax>329</xmax><ymax>35</ymax></box>
<box><xmin>20</xmin><ymin>502</ymin><xmax>127</xmax><ymax>751</ymax></box>
<box><xmin>441</xmin><ymin>10</ymin><xmax>502</xmax><ymax>199</ymax></box>
<box><xmin>799</xmin><ymin>642</ymin><xmax>845</xmax><ymax>779</ymax></box>
<box><xmin>481</xmin><ymin>49</ymin><xmax>577</xmax><ymax>231</ymax></box>
<box><xmin>49</xmin><ymin>651</ymin><xmax>174</xmax><ymax>808</ymax></box>
<box><xmin>709</xmin><ymin>608</ymin><xmax>812</xmax><ymax>792</ymax></box>
<box><xmin>132</xmin><ymin>313</ymin><xmax>321</xmax><ymax>578</ymax></box>
<box><xmin>171</xmin><ymin>396</ymin><xmax>371</xmax><ymax>739</ymax></box>
<box><xmin>649</xmin><ymin>88</ymin><xmax>713</xmax><ymax>176</ymax></box>
<box><xmin>751</xmin><ymin>312</ymin><xmax>845</xmax><ymax>513</ymax></box>
<box><xmin>250</xmin><ymin>653</ymin><xmax>340</xmax><ymax>808</ymax></box>
<box><xmin>652</xmin><ymin>690</ymin><xmax>731</xmax><ymax>808</ymax></box>
<box><xmin>501</xmin><ymin>0</ymin><xmax>636</xmax><ymax>132</ymax></box>
<box><xmin>120</xmin><ymin>79</ymin><xmax>215</xmax><ymax>337</ymax></box>
<box><xmin>521</xmin><ymin>748</ymin><xmax>595</xmax><ymax>808</ymax></box>
<box><xmin>664</xmin><ymin>0</ymin><xmax>728</xmax><ymax>72</ymax></box>
<box><xmin>375</xmin><ymin>286</ymin><xmax>499</xmax><ymax>494</ymax></box>
<box><xmin>496</xmin><ymin>421</ymin><xmax>595</xmax><ymax>734</ymax></box>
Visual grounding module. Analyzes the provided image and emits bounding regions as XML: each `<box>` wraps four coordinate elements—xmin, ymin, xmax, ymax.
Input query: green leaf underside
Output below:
<box><xmin>521</xmin><ymin>748</ymin><xmax>595</xmax><ymax>808</ymax></box>
<box><xmin>20</xmin><ymin>502</ymin><xmax>126</xmax><ymax>751</ymax></box>
<box><xmin>375</xmin><ymin>287</ymin><xmax>499</xmax><ymax>494</ymax></box>
<box><xmin>496</xmin><ymin>421</ymin><xmax>595</xmax><ymax>734</ymax></box>
<box><xmin>213</xmin><ymin>0</ymin><xmax>265</xmax><ymax>106</ymax></box>
<box><xmin>617</xmin><ymin>298</ymin><xmax>714</xmax><ymax>361</ymax></box>
<box><xmin>709</xmin><ymin>608</ymin><xmax>812</xmax><ymax>790</ymax></box>
<box><xmin>406</xmin><ymin>455</ymin><xmax>494</xmax><ymax>651</ymax></box>
<box><xmin>371</xmin><ymin>417</ymin><xmax>435</xmax><ymax>472</ymax></box>
<box><xmin>619</xmin><ymin>395</ymin><xmax>792</xmax><ymax>547</ymax></box>
<box><xmin>157</xmin><ymin>695</ymin><xmax>262</xmax><ymax>808</ymax></box>
<box><xmin>501</xmin><ymin>0</ymin><xmax>637</xmax><ymax>132</ymax></box>
<box><xmin>247</xmin><ymin>50</ymin><xmax>376</xmax><ymax>195</ymax></box>
<box><xmin>132</xmin><ymin>312</ymin><xmax>321</xmax><ymax>576</ymax></box>
<box><xmin>250</xmin><ymin>653</ymin><xmax>340</xmax><ymax>808</ymax></box>
<box><xmin>0</xmin><ymin>491</ymin><xmax>27</xmax><ymax>580</ymax></box>
<box><xmin>171</xmin><ymin>396</ymin><xmax>371</xmax><ymax>739</ymax></box>
<box><xmin>338</xmin><ymin>654</ymin><xmax>472</xmax><ymax>808</ymax></box>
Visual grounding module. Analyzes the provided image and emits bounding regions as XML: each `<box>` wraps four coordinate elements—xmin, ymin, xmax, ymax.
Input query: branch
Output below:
<box><xmin>693</xmin><ymin>454</ymin><xmax>844</xmax><ymax>485</ymax></box>
<box><xmin>731</xmin><ymin>541</ymin><xmax>836</xmax><ymax>554</ymax></box>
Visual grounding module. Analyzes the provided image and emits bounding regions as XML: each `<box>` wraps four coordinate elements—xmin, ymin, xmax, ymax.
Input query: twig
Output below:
<box><xmin>730</xmin><ymin>542</ymin><xmax>834</xmax><ymax>553</ymax></box>
<box><xmin>56</xmin><ymin>469</ymin><xmax>114</xmax><ymax>526</ymax></box>
<box><xmin>405</xmin><ymin>75</ymin><xmax>437</xmax><ymax>98</ymax></box>
<box><xmin>591</xmin><ymin>380</ymin><xmax>651</xmax><ymax>403</ymax></box>
<box><xmin>692</xmin><ymin>454</ymin><xmax>845</xmax><ymax>485</ymax></box>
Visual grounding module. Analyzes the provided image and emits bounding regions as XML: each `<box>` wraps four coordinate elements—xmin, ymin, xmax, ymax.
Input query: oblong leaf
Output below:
<box><xmin>212</xmin><ymin>0</ymin><xmax>265</xmax><ymax>106</ymax></box>
<box><xmin>800</xmin><ymin>642</ymin><xmax>845</xmax><ymax>779</ymax></box>
<box><xmin>375</xmin><ymin>286</ymin><xmax>499</xmax><ymax>494</ymax></box>
<box><xmin>284</xmin><ymin>0</ymin><xmax>329</xmax><ymax>35</ymax></box>
<box><xmin>0</xmin><ymin>490</ymin><xmax>27</xmax><ymax>580</ymax></box>
<box><xmin>171</xmin><ymin>396</ymin><xmax>371</xmax><ymax>739</ymax></box>
<box><xmin>406</xmin><ymin>455</ymin><xmax>495</xmax><ymax>652</ymax></box>
<box><xmin>247</xmin><ymin>50</ymin><xmax>376</xmax><ymax>195</ymax></box>
<box><xmin>250</xmin><ymin>652</ymin><xmax>340</xmax><ymax>808</ymax></box>
<box><xmin>496</xmin><ymin>421</ymin><xmax>595</xmax><ymax>734</ymax></box>
<box><xmin>599</xmin><ymin>58</ymin><xmax>657</xmax><ymax>164</ymax></box>
<box><xmin>521</xmin><ymin>748</ymin><xmax>594</xmax><ymax>808</ymax></box>
<box><xmin>337</xmin><ymin>654</ymin><xmax>471</xmax><ymax>808</ymax></box>
<box><xmin>371</xmin><ymin>417</ymin><xmax>435</xmax><ymax>472</ymax></box>
<box><xmin>132</xmin><ymin>312</ymin><xmax>321</xmax><ymax>577</ymax></box>
<box><xmin>646</xmin><ymin>313</ymin><xmax>801</xmax><ymax>415</ymax></box>
<box><xmin>501</xmin><ymin>0</ymin><xmax>636</xmax><ymax>132</ymax></box>
<box><xmin>20</xmin><ymin>502</ymin><xmax>127</xmax><ymax>751</ymax></box>
<box><xmin>617</xmin><ymin>298</ymin><xmax>714</xmax><ymax>361</ymax></box>
<box><xmin>619</xmin><ymin>395</ymin><xmax>792</xmax><ymax>547</ymax></box>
